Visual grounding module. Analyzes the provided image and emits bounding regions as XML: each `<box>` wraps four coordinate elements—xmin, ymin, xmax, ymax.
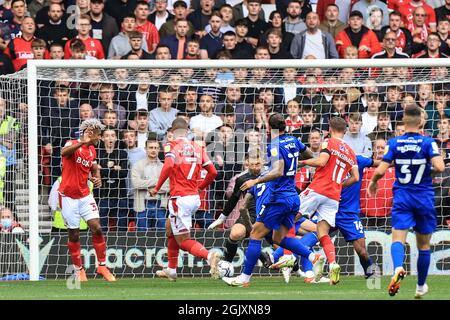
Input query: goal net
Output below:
<box><xmin>1</xmin><ymin>59</ymin><xmax>449</xmax><ymax>281</ymax></box>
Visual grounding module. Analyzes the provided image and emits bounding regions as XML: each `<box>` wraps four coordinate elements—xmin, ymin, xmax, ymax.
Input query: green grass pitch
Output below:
<box><xmin>0</xmin><ymin>276</ymin><xmax>449</xmax><ymax>300</ymax></box>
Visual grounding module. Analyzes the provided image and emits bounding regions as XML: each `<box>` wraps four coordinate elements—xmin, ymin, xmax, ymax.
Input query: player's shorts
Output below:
<box><xmin>59</xmin><ymin>193</ymin><xmax>99</xmax><ymax>229</ymax></box>
<box><xmin>299</xmin><ymin>189</ymin><xmax>339</xmax><ymax>227</ymax></box>
<box><xmin>335</xmin><ymin>212</ymin><xmax>365</xmax><ymax>242</ymax></box>
<box><xmin>168</xmin><ymin>195</ymin><xmax>201</xmax><ymax>235</ymax></box>
<box><xmin>391</xmin><ymin>189</ymin><xmax>436</xmax><ymax>234</ymax></box>
<box><xmin>235</xmin><ymin>209</ymin><xmax>257</xmax><ymax>238</ymax></box>
<box><xmin>256</xmin><ymin>194</ymin><xmax>300</xmax><ymax>231</ymax></box>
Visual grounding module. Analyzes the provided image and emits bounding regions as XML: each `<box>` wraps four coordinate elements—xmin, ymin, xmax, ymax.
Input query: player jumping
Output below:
<box><xmin>294</xmin><ymin>117</ymin><xmax>359</xmax><ymax>285</ymax></box>
<box><xmin>151</xmin><ymin>118</ymin><xmax>221</xmax><ymax>281</ymax></box>
<box><xmin>368</xmin><ymin>105</ymin><xmax>444</xmax><ymax>298</ymax></box>
<box><xmin>59</xmin><ymin>119</ymin><xmax>116</xmax><ymax>282</ymax></box>
<box><xmin>222</xmin><ymin>113</ymin><xmax>324</xmax><ymax>287</ymax></box>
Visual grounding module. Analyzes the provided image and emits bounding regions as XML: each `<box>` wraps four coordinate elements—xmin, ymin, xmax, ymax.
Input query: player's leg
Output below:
<box><xmin>352</xmin><ymin>238</ymin><xmax>375</xmax><ymax>278</ymax></box>
<box><xmin>415</xmin><ymin>232</ymin><xmax>432</xmax><ymax>298</ymax></box>
<box><xmin>224</xmin><ymin>223</ymin><xmax>246</xmax><ymax>262</ymax></box>
<box><xmin>388</xmin><ymin>228</ymin><xmax>408</xmax><ymax>296</ymax></box>
<box><xmin>156</xmin><ymin>218</ymin><xmax>178</xmax><ymax>281</ymax></box>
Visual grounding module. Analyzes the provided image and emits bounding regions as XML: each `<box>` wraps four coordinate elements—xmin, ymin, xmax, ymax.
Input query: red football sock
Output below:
<box><xmin>92</xmin><ymin>234</ymin><xmax>106</xmax><ymax>264</ymax></box>
<box><xmin>319</xmin><ymin>235</ymin><xmax>336</xmax><ymax>264</ymax></box>
<box><xmin>168</xmin><ymin>234</ymin><xmax>179</xmax><ymax>269</ymax></box>
<box><xmin>67</xmin><ymin>241</ymin><xmax>82</xmax><ymax>268</ymax></box>
<box><xmin>179</xmin><ymin>239</ymin><xmax>209</xmax><ymax>260</ymax></box>
<box><xmin>283</xmin><ymin>226</ymin><xmax>296</xmax><ymax>255</ymax></box>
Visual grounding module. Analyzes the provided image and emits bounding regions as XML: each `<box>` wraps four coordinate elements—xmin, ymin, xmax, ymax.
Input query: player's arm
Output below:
<box><xmin>238</xmin><ymin>192</ymin><xmax>254</xmax><ymax>231</ymax></box>
<box><xmin>341</xmin><ymin>165</ymin><xmax>359</xmax><ymax>188</ymax></box>
<box><xmin>240</xmin><ymin>159</ymin><xmax>284</xmax><ymax>191</ymax></box>
<box><xmin>208</xmin><ymin>175</ymin><xmax>243</xmax><ymax>230</ymax></box>
<box><xmin>367</xmin><ymin>161</ymin><xmax>391</xmax><ymax>197</ymax></box>
<box><xmin>61</xmin><ymin>129</ymin><xmax>92</xmax><ymax>157</ymax></box>
<box><xmin>90</xmin><ymin>162</ymin><xmax>102</xmax><ymax>188</ymax></box>
<box><xmin>431</xmin><ymin>155</ymin><xmax>445</xmax><ymax>174</ymax></box>
<box><xmin>299</xmin><ymin>147</ymin><xmax>314</xmax><ymax>160</ymax></box>
<box><xmin>198</xmin><ymin>161</ymin><xmax>217</xmax><ymax>190</ymax></box>
<box><xmin>299</xmin><ymin>151</ymin><xmax>330</xmax><ymax>168</ymax></box>
<box><xmin>150</xmin><ymin>156</ymin><xmax>174</xmax><ymax>196</ymax></box>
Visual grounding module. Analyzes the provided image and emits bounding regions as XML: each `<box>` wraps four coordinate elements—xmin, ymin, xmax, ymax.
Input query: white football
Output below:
<box><xmin>218</xmin><ymin>260</ymin><xmax>234</xmax><ymax>278</ymax></box>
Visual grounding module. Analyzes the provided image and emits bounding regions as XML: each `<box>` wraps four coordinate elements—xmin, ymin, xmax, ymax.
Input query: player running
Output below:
<box><xmin>335</xmin><ymin>155</ymin><xmax>378</xmax><ymax>278</ymax></box>
<box><xmin>222</xmin><ymin>113</ymin><xmax>324</xmax><ymax>287</ymax></box>
<box><xmin>207</xmin><ymin>154</ymin><xmax>272</xmax><ymax>267</ymax></box>
<box><xmin>368</xmin><ymin>105</ymin><xmax>444</xmax><ymax>298</ymax></box>
<box><xmin>151</xmin><ymin>118</ymin><xmax>221</xmax><ymax>281</ymax></box>
<box><xmin>295</xmin><ymin>117</ymin><xmax>359</xmax><ymax>285</ymax></box>
<box><xmin>59</xmin><ymin>119</ymin><xmax>116</xmax><ymax>282</ymax></box>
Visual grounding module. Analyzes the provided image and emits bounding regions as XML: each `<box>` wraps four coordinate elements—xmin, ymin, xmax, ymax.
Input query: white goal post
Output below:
<box><xmin>25</xmin><ymin>58</ymin><xmax>450</xmax><ymax>281</ymax></box>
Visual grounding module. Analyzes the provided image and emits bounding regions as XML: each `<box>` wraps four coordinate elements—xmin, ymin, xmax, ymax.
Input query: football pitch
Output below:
<box><xmin>0</xmin><ymin>276</ymin><xmax>449</xmax><ymax>300</ymax></box>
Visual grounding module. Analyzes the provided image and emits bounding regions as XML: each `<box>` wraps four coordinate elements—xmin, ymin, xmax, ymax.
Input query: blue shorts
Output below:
<box><xmin>335</xmin><ymin>212</ymin><xmax>365</xmax><ymax>242</ymax></box>
<box><xmin>256</xmin><ymin>195</ymin><xmax>300</xmax><ymax>231</ymax></box>
<box><xmin>391</xmin><ymin>189</ymin><xmax>436</xmax><ymax>234</ymax></box>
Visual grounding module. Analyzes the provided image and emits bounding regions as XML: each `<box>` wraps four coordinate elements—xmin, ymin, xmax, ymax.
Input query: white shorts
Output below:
<box><xmin>168</xmin><ymin>195</ymin><xmax>200</xmax><ymax>235</ymax></box>
<box><xmin>59</xmin><ymin>193</ymin><xmax>99</xmax><ymax>229</ymax></box>
<box><xmin>299</xmin><ymin>189</ymin><xmax>339</xmax><ymax>227</ymax></box>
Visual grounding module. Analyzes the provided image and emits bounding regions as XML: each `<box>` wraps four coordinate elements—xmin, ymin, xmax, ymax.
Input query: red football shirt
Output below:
<box><xmin>399</xmin><ymin>1</ymin><xmax>436</xmax><ymax>30</ymax></box>
<box><xmin>387</xmin><ymin>0</ymin><xmax>409</xmax><ymax>11</ymax></box>
<box><xmin>308</xmin><ymin>138</ymin><xmax>357</xmax><ymax>201</ymax></box>
<box><xmin>59</xmin><ymin>140</ymin><xmax>97</xmax><ymax>199</ymax></box>
<box><xmin>164</xmin><ymin>137</ymin><xmax>212</xmax><ymax>197</ymax></box>
<box><xmin>136</xmin><ymin>21</ymin><xmax>160</xmax><ymax>53</ymax></box>
<box><xmin>64</xmin><ymin>37</ymin><xmax>105</xmax><ymax>59</ymax></box>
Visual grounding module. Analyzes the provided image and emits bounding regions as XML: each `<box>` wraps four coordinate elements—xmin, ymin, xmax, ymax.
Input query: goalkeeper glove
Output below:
<box><xmin>208</xmin><ymin>214</ymin><xmax>227</xmax><ymax>230</ymax></box>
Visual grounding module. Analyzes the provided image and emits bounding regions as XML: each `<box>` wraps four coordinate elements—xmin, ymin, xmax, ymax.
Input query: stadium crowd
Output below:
<box><xmin>0</xmin><ymin>0</ymin><xmax>448</xmax><ymax>232</ymax></box>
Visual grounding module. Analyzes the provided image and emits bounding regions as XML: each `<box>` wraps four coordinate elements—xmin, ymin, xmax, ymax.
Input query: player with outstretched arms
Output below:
<box><xmin>222</xmin><ymin>113</ymin><xmax>325</xmax><ymax>287</ymax></box>
<box><xmin>59</xmin><ymin>119</ymin><xmax>116</xmax><ymax>282</ymax></box>
<box><xmin>368</xmin><ymin>105</ymin><xmax>445</xmax><ymax>298</ymax></box>
<box><xmin>150</xmin><ymin>118</ymin><xmax>221</xmax><ymax>280</ymax></box>
<box><xmin>293</xmin><ymin>117</ymin><xmax>359</xmax><ymax>285</ymax></box>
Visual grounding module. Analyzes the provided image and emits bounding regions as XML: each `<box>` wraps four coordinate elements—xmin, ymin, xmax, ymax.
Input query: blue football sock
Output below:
<box><xmin>243</xmin><ymin>239</ymin><xmax>262</xmax><ymax>276</ymax></box>
<box><xmin>359</xmin><ymin>256</ymin><xmax>373</xmax><ymax>276</ymax></box>
<box><xmin>279</xmin><ymin>237</ymin><xmax>313</xmax><ymax>259</ymax></box>
<box><xmin>299</xmin><ymin>232</ymin><xmax>318</xmax><ymax>248</ymax></box>
<box><xmin>417</xmin><ymin>250</ymin><xmax>431</xmax><ymax>286</ymax></box>
<box><xmin>272</xmin><ymin>246</ymin><xmax>284</xmax><ymax>263</ymax></box>
<box><xmin>301</xmin><ymin>256</ymin><xmax>313</xmax><ymax>272</ymax></box>
<box><xmin>391</xmin><ymin>241</ymin><xmax>405</xmax><ymax>270</ymax></box>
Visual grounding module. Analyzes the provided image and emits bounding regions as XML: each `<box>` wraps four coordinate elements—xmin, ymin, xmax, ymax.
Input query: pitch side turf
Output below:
<box><xmin>0</xmin><ymin>276</ymin><xmax>449</xmax><ymax>300</ymax></box>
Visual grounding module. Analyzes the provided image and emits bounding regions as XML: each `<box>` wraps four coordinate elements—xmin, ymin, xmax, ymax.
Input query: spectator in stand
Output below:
<box><xmin>148</xmin><ymin>0</ymin><xmax>174</xmax><ymax>30</ymax></box>
<box><xmin>395</xmin><ymin>121</ymin><xmax>406</xmax><ymax>136</ymax></box>
<box><xmin>149</xmin><ymin>88</ymin><xmax>179</xmax><ymax>140</ymax></box>
<box><xmin>399</xmin><ymin>0</ymin><xmax>437</xmax><ymax>33</ymax></box>
<box><xmin>352</xmin><ymin>0</ymin><xmax>389</xmax><ymax>27</ymax></box>
<box><xmin>34</xmin><ymin>0</ymin><xmax>65</xmax><ymax>28</ymax></box>
<box><xmin>232</xmin><ymin>0</ymin><xmax>265</xmax><ymax>23</ymax></box>
<box><xmin>317</xmin><ymin>0</ymin><xmax>352</xmax><ymax>24</ymax></box>
<box><xmin>417</xmin><ymin>83</ymin><xmax>434</xmax><ymax>111</ymax></box>
<box><xmin>134</xmin><ymin>1</ymin><xmax>159</xmax><ymax>54</ymax></box>
<box><xmin>94</xmin><ymin>83</ymin><xmax>128</xmax><ymax>129</ymax></box>
<box><xmin>295</xmin><ymin>105</ymin><xmax>321</xmax><ymax>143</ymax></box>
<box><xmin>29</xmin><ymin>0</ymin><xmax>50</xmax><ymax>19</ymax></box>
<box><xmin>199</xmin><ymin>11</ymin><xmax>224</xmax><ymax>59</ymax></box>
<box><xmin>190</xmin><ymin>94</ymin><xmax>223</xmax><ymax>140</ymax></box>
<box><xmin>344</xmin><ymin>112</ymin><xmax>373</xmax><ymax>158</ymax></box>
<box><xmin>2</xmin><ymin>0</ymin><xmax>27</xmax><ymax>40</ymax></box>
<box><xmin>179</xmin><ymin>86</ymin><xmax>200</xmax><ymax>116</ymax></box>
<box><xmin>367</xmin><ymin>7</ymin><xmax>385</xmax><ymax>40</ymax></box>
<box><xmin>372</xmin><ymin>31</ymin><xmax>411</xmax><ymax>59</ymax></box>
<box><xmin>88</xmin><ymin>0</ymin><xmax>118</xmax><ymax>53</ymax></box>
<box><xmin>49</xmin><ymin>42</ymin><xmax>64</xmax><ymax>59</ymax></box>
<box><xmin>320</xmin><ymin>90</ymin><xmax>349</xmax><ymax>134</ymax></box>
<box><xmin>132</xmin><ymin>139</ymin><xmax>169</xmax><ymax>230</ymax></box>
<box><xmin>417</xmin><ymin>32</ymin><xmax>449</xmax><ymax>57</ymax></box>
<box><xmin>436</xmin><ymin>18</ymin><xmax>450</xmax><ymax>56</ymax></box>
<box><xmin>379</xmin><ymin>11</ymin><xmax>413</xmax><ymax>56</ymax></box>
<box><xmin>133</xmin><ymin>111</ymin><xmax>150</xmax><ymax>150</ymax></box>
<box><xmin>318</xmin><ymin>3</ymin><xmax>346</xmax><ymax>39</ymax></box>
<box><xmin>435</xmin><ymin>0</ymin><xmax>450</xmax><ymax>22</ymax></box>
<box><xmin>290</xmin><ymin>11</ymin><xmax>338</xmax><ymax>59</ymax></box>
<box><xmin>367</xmin><ymin>111</ymin><xmax>394</xmax><ymax>141</ymax></box>
<box><xmin>4</xmin><ymin>16</ymin><xmax>38</xmax><ymax>71</ymax></box>
<box><xmin>64</xmin><ymin>14</ymin><xmax>105</xmax><ymax>59</ymax></box>
<box><xmin>244</xmin><ymin>0</ymin><xmax>268</xmax><ymax>47</ymax></box>
<box><xmin>283</xmin><ymin>0</ymin><xmax>306</xmax><ymax>35</ymax></box>
<box><xmin>36</xmin><ymin>3</ymin><xmax>75</xmax><ymax>48</ymax></box>
<box><xmin>360</xmin><ymin>137</ymin><xmax>395</xmax><ymax>228</ymax></box>
<box><xmin>215</xmin><ymin>85</ymin><xmax>254</xmax><ymax>131</ymax></box>
<box><xmin>434</xmin><ymin>117</ymin><xmax>450</xmax><ymax>165</ymax></box>
<box><xmin>22</xmin><ymin>38</ymin><xmax>47</xmax><ymax>69</ymax></box>
<box><xmin>105</xmin><ymin>0</ymin><xmax>138</xmax><ymax>28</ymax></box>
<box><xmin>266</xmin><ymin>28</ymin><xmax>293</xmax><ymax>58</ymax></box>
<box><xmin>297</xmin><ymin>74</ymin><xmax>329</xmax><ymax>116</ymax></box>
<box><xmin>75</xmin><ymin>0</ymin><xmax>91</xmax><ymax>15</ymax></box>
<box><xmin>335</xmin><ymin>10</ymin><xmax>382</xmax><ymax>58</ymax></box>
<box><xmin>259</xmin><ymin>10</ymin><xmax>294</xmax><ymax>52</ymax></box>
<box><xmin>70</xmin><ymin>103</ymin><xmax>95</xmax><ymax>139</ymax></box>
<box><xmin>0</xmin><ymin>207</ymin><xmax>24</xmax><ymax>233</ymax></box>
<box><xmin>0</xmin><ymin>0</ymin><xmax>14</xmax><ymax>22</ymax></box>
<box><xmin>159</xmin><ymin>1</ymin><xmax>195</xmax><ymax>38</ymax></box>
<box><xmin>101</xmin><ymin>110</ymin><xmax>120</xmax><ymax>129</ymax></box>
<box><xmin>188</xmin><ymin>0</ymin><xmax>214</xmax><ymax>33</ymax></box>
<box><xmin>185</xmin><ymin>38</ymin><xmax>202</xmax><ymax>59</ymax></box>
<box><xmin>285</xmin><ymin>99</ymin><xmax>302</xmax><ymax>134</ymax></box>
<box><xmin>121</xmin><ymin>31</ymin><xmax>153</xmax><ymax>59</ymax></box>
<box><xmin>160</xmin><ymin>18</ymin><xmax>190</xmax><ymax>59</ymax></box>
<box><xmin>108</xmin><ymin>14</ymin><xmax>149</xmax><ymax>59</ymax></box>
<box><xmin>425</xmin><ymin>87</ymin><xmax>450</xmax><ymax>137</ymax></box>
<box><xmin>385</xmin><ymin>85</ymin><xmax>404</xmax><ymax>126</ymax></box>
<box><xmin>280</xmin><ymin>68</ymin><xmax>300</xmax><ymax>104</ymax></box>
<box><xmin>408</xmin><ymin>6</ymin><xmax>432</xmax><ymax>54</ymax></box>
<box><xmin>222</xmin><ymin>30</ymin><xmax>254</xmax><ymax>59</ymax></box>
<box><xmin>205</xmin><ymin>4</ymin><xmax>234</xmax><ymax>34</ymax></box>
<box><xmin>69</xmin><ymin>38</ymin><xmax>97</xmax><ymax>59</ymax></box>
<box><xmin>0</xmin><ymin>50</ymin><xmax>14</xmax><ymax>75</ymax></box>
<box><xmin>252</xmin><ymin>98</ymin><xmax>269</xmax><ymax>134</ymax></box>
<box><xmin>362</xmin><ymin>93</ymin><xmax>383</xmax><ymax>135</ymax></box>
<box><xmin>97</xmin><ymin>127</ymin><xmax>129</xmax><ymax>231</ymax></box>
